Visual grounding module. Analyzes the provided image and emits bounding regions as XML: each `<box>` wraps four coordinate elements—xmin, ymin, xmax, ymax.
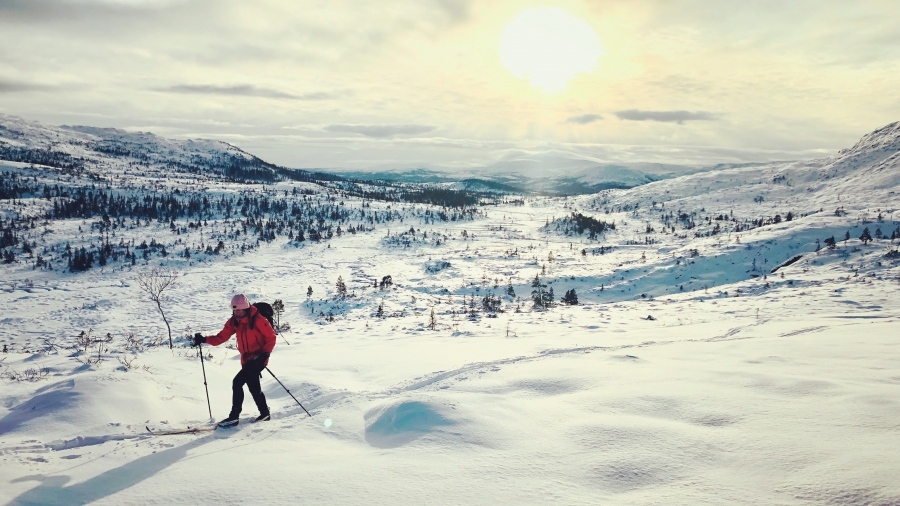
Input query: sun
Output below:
<box><xmin>499</xmin><ymin>8</ymin><xmax>602</xmax><ymax>93</ymax></box>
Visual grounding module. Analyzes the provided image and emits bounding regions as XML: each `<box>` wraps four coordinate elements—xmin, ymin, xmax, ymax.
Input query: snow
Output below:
<box><xmin>1</xmin><ymin>117</ymin><xmax>900</xmax><ymax>505</ymax></box>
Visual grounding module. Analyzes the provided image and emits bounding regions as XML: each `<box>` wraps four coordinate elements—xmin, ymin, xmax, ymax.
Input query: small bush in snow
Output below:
<box><xmin>425</xmin><ymin>260</ymin><xmax>451</xmax><ymax>273</ymax></box>
<box><xmin>4</xmin><ymin>366</ymin><xmax>50</xmax><ymax>382</ymax></box>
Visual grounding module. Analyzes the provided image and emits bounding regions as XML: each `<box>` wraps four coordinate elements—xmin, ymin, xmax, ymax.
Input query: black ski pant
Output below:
<box><xmin>231</xmin><ymin>359</ymin><xmax>268</xmax><ymax>416</ymax></box>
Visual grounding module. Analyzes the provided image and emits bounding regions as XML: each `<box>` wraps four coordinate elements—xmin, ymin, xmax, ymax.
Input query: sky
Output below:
<box><xmin>1</xmin><ymin>0</ymin><xmax>899</xmax><ymax>170</ymax></box>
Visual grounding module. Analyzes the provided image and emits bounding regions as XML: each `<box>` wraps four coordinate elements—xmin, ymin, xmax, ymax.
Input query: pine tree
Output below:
<box><xmin>376</xmin><ymin>300</ymin><xmax>384</xmax><ymax>319</ymax></box>
<box><xmin>562</xmin><ymin>289</ymin><xmax>578</xmax><ymax>305</ymax></box>
<box><xmin>860</xmin><ymin>227</ymin><xmax>872</xmax><ymax>245</ymax></box>
<box><xmin>336</xmin><ymin>276</ymin><xmax>347</xmax><ymax>297</ymax></box>
<box><xmin>531</xmin><ymin>274</ymin><xmax>547</xmax><ymax>308</ymax></box>
<box><xmin>428</xmin><ymin>308</ymin><xmax>437</xmax><ymax>330</ymax></box>
<box><xmin>544</xmin><ymin>287</ymin><xmax>555</xmax><ymax>307</ymax></box>
<box><xmin>506</xmin><ymin>279</ymin><xmax>515</xmax><ymax>298</ymax></box>
<box><xmin>482</xmin><ymin>292</ymin><xmax>502</xmax><ymax>313</ymax></box>
<box><xmin>272</xmin><ymin>299</ymin><xmax>284</xmax><ymax>329</ymax></box>
<box><xmin>307</xmin><ymin>286</ymin><xmax>313</xmax><ymax>299</ymax></box>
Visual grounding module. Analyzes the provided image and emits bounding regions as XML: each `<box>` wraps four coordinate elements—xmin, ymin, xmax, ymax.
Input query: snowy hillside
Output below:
<box><xmin>0</xmin><ymin>113</ymin><xmax>344</xmax><ymax>190</ymax></box>
<box><xmin>1</xmin><ymin>117</ymin><xmax>899</xmax><ymax>505</ymax></box>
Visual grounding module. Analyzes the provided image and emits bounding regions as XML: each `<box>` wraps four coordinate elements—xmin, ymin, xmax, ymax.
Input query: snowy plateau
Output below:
<box><xmin>1</xmin><ymin>113</ymin><xmax>900</xmax><ymax>505</ymax></box>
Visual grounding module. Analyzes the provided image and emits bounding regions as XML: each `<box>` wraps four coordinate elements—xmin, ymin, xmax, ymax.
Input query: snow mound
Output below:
<box><xmin>0</xmin><ymin>380</ymin><xmax>78</xmax><ymax>437</ymax></box>
<box><xmin>364</xmin><ymin>401</ymin><xmax>453</xmax><ymax>448</ymax></box>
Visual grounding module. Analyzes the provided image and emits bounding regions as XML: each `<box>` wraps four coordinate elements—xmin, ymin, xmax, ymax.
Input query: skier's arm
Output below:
<box><xmin>259</xmin><ymin>317</ymin><xmax>276</xmax><ymax>354</ymax></box>
<box><xmin>206</xmin><ymin>319</ymin><xmax>236</xmax><ymax>346</ymax></box>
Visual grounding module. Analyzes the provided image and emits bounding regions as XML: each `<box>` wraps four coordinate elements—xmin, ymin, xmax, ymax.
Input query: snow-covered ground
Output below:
<box><xmin>1</xmin><ymin>119</ymin><xmax>899</xmax><ymax>505</ymax></box>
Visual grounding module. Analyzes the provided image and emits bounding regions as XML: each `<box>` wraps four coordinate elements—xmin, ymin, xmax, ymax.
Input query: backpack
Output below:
<box><xmin>251</xmin><ymin>302</ymin><xmax>276</xmax><ymax>330</ymax></box>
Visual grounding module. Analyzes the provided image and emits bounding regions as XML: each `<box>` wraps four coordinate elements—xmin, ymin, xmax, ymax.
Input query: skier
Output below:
<box><xmin>193</xmin><ymin>294</ymin><xmax>276</xmax><ymax>427</ymax></box>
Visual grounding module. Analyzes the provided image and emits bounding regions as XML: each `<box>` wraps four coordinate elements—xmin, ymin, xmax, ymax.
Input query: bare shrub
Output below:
<box><xmin>5</xmin><ymin>366</ymin><xmax>51</xmax><ymax>382</ymax></box>
<box><xmin>41</xmin><ymin>337</ymin><xmax>64</xmax><ymax>354</ymax></box>
<box><xmin>117</xmin><ymin>355</ymin><xmax>137</xmax><ymax>370</ymax></box>
<box><xmin>136</xmin><ymin>268</ymin><xmax>179</xmax><ymax>349</ymax></box>
<box><xmin>72</xmin><ymin>329</ymin><xmax>112</xmax><ymax>365</ymax></box>
<box><xmin>148</xmin><ymin>335</ymin><xmax>166</xmax><ymax>348</ymax></box>
<box><xmin>124</xmin><ymin>331</ymin><xmax>144</xmax><ymax>352</ymax></box>
<box><xmin>74</xmin><ymin>329</ymin><xmax>94</xmax><ymax>353</ymax></box>
<box><xmin>428</xmin><ymin>308</ymin><xmax>437</xmax><ymax>330</ymax></box>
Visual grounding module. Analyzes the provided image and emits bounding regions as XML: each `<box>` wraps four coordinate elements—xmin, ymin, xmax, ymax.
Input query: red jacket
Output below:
<box><xmin>206</xmin><ymin>305</ymin><xmax>276</xmax><ymax>365</ymax></box>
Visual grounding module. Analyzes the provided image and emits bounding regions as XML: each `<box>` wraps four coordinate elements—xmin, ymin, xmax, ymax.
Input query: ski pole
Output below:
<box><xmin>265</xmin><ymin>367</ymin><xmax>312</xmax><ymax>418</ymax></box>
<box><xmin>195</xmin><ymin>334</ymin><xmax>213</xmax><ymax>420</ymax></box>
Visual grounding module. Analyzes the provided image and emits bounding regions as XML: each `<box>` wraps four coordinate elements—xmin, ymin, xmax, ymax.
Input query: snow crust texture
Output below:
<box><xmin>1</xmin><ymin>116</ymin><xmax>900</xmax><ymax>505</ymax></box>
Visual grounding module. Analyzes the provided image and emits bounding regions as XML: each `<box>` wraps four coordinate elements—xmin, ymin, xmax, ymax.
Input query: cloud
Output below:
<box><xmin>433</xmin><ymin>0</ymin><xmax>470</xmax><ymax>24</ymax></box>
<box><xmin>615</xmin><ymin>110</ymin><xmax>720</xmax><ymax>125</ymax></box>
<box><xmin>324</xmin><ymin>124</ymin><xmax>436</xmax><ymax>138</ymax></box>
<box><xmin>0</xmin><ymin>79</ymin><xmax>53</xmax><ymax>92</ymax></box>
<box><xmin>154</xmin><ymin>84</ymin><xmax>338</xmax><ymax>101</ymax></box>
<box><xmin>565</xmin><ymin>114</ymin><xmax>603</xmax><ymax>125</ymax></box>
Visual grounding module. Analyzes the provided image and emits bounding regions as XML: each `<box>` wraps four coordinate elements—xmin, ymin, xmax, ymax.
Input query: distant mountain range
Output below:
<box><xmin>0</xmin><ymin>113</ymin><xmax>877</xmax><ymax>197</ymax></box>
<box><xmin>322</xmin><ymin>158</ymin><xmax>784</xmax><ymax>195</ymax></box>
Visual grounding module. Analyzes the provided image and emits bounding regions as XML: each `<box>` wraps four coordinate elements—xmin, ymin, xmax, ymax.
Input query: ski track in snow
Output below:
<box><xmin>272</xmin><ymin>315</ymin><xmax>845</xmax><ymax>415</ymax></box>
<box><xmin>0</xmin><ymin>316</ymin><xmax>823</xmax><ymax>455</ymax></box>
<box><xmin>778</xmin><ymin>326</ymin><xmax>828</xmax><ymax>337</ymax></box>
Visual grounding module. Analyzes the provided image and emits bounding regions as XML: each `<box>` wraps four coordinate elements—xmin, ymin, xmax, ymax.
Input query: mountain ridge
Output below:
<box><xmin>2</xmin><ymin>113</ymin><xmax>898</xmax><ymax>197</ymax></box>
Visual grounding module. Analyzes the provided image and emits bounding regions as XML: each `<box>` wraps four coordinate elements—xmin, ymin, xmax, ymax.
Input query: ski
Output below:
<box><xmin>145</xmin><ymin>425</ymin><xmax>217</xmax><ymax>436</ymax></box>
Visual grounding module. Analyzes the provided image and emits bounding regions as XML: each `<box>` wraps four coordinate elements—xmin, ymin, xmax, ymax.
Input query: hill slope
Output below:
<box><xmin>1</xmin><ymin>118</ymin><xmax>899</xmax><ymax>505</ymax></box>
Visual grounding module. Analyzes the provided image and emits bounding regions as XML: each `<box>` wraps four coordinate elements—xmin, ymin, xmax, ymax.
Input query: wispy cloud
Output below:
<box><xmin>433</xmin><ymin>0</ymin><xmax>470</xmax><ymax>25</ymax></box>
<box><xmin>565</xmin><ymin>113</ymin><xmax>603</xmax><ymax>125</ymax></box>
<box><xmin>0</xmin><ymin>79</ymin><xmax>52</xmax><ymax>92</ymax></box>
<box><xmin>154</xmin><ymin>84</ymin><xmax>338</xmax><ymax>101</ymax></box>
<box><xmin>325</xmin><ymin>124</ymin><xmax>436</xmax><ymax>138</ymax></box>
<box><xmin>615</xmin><ymin>110</ymin><xmax>719</xmax><ymax>125</ymax></box>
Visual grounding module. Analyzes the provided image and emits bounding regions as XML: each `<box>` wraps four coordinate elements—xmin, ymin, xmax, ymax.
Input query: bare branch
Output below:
<box><xmin>136</xmin><ymin>267</ymin><xmax>180</xmax><ymax>349</ymax></box>
<box><xmin>136</xmin><ymin>267</ymin><xmax>179</xmax><ymax>304</ymax></box>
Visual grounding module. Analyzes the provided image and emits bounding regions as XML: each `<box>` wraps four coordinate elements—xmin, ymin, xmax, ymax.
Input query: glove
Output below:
<box><xmin>192</xmin><ymin>333</ymin><xmax>207</xmax><ymax>347</ymax></box>
<box><xmin>246</xmin><ymin>352</ymin><xmax>269</xmax><ymax>369</ymax></box>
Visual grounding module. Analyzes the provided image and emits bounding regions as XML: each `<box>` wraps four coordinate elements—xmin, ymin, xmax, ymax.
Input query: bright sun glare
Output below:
<box><xmin>499</xmin><ymin>8</ymin><xmax>602</xmax><ymax>93</ymax></box>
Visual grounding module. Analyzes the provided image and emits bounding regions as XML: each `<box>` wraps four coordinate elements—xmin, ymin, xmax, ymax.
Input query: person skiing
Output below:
<box><xmin>193</xmin><ymin>294</ymin><xmax>276</xmax><ymax>427</ymax></box>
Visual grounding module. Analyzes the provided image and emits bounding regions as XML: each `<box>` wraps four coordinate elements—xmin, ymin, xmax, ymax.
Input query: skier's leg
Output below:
<box><xmin>231</xmin><ymin>367</ymin><xmax>248</xmax><ymax>416</ymax></box>
<box><xmin>247</xmin><ymin>362</ymin><xmax>268</xmax><ymax>415</ymax></box>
